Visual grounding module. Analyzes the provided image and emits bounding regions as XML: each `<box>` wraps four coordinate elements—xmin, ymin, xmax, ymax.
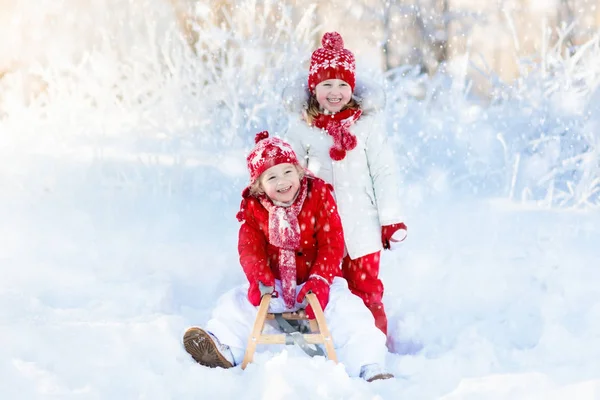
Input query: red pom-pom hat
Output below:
<box><xmin>246</xmin><ymin>131</ymin><xmax>300</xmax><ymax>184</ymax></box>
<box><xmin>308</xmin><ymin>32</ymin><xmax>356</xmax><ymax>92</ymax></box>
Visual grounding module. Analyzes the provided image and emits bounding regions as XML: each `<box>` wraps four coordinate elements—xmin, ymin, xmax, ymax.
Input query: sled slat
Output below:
<box><xmin>265</xmin><ymin>311</ymin><xmax>307</xmax><ymax>320</ymax></box>
<box><xmin>256</xmin><ymin>333</ymin><xmax>326</xmax><ymax>345</ymax></box>
<box><xmin>241</xmin><ymin>294</ymin><xmax>271</xmax><ymax>370</ymax></box>
<box><xmin>306</xmin><ymin>293</ymin><xmax>337</xmax><ymax>363</ymax></box>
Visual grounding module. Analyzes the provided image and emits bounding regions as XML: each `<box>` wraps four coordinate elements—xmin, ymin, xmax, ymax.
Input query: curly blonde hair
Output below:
<box><xmin>248</xmin><ymin>164</ymin><xmax>306</xmax><ymax>197</ymax></box>
<box><xmin>304</xmin><ymin>94</ymin><xmax>361</xmax><ymax>125</ymax></box>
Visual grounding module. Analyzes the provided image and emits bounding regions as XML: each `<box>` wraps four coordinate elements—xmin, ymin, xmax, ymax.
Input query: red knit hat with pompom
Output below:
<box><xmin>308</xmin><ymin>32</ymin><xmax>356</xmax><ymax>93</ymax></box>
<box><xmin>246</xmin><ymin>131</ymin><xmax>300</xmax><ymax>184</ymax></box>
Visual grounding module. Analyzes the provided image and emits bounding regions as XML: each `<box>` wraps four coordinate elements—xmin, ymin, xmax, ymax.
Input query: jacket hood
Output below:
<box><xmin>281</xmin><ymin>73</ymin><xmax>386</xmax><ymax>115</ymax></box>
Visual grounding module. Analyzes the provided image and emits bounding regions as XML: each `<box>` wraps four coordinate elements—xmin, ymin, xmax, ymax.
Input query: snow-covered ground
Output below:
<box><xmin>2</xmin><ymin>2</ymin><xmax>600</xmax><ymax>398</ymax></box>
<box><xmin>1</xmin><ymin>143</ymin><xmax>599</xmax><ymax>399</ymax></box>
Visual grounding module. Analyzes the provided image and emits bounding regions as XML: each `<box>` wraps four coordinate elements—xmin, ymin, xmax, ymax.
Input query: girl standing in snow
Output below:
<box><xmin>183</xmin><ymin>132</ymin><xmax>392</xmax><ymax>381</ymax></box>
<box><xmin>282</xmin><ymin>32</ymin><xmax>407</xmax><ymax>337</ymax></box>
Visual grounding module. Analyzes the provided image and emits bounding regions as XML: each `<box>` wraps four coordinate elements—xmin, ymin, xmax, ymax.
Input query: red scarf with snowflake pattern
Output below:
<box><xmin>313</xmin><ymin>108</ymin><xmax>362</xmax><ymax>161</ymax></box>
<box><xmin>258</xmin><ymin>177</ymin><xmax>308</xmax><ymax>309</ymax></box>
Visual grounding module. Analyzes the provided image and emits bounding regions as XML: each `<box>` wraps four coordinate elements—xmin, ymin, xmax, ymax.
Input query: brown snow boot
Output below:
<box><xmin>360</xmin><ymin>363</ymin><xmax>394</xmax><ymax>382</ymax></box>
<box><xmin>183</xmin><ymin>327</ymin><xmax>234</xmax><ymax>369</ymax></box>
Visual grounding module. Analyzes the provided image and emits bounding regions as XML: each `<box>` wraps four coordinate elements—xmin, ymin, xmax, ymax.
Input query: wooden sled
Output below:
<box><xmin>241</xmin><ymin>292</ymin><xmax>337</xmax><ymax>369</ymax></box>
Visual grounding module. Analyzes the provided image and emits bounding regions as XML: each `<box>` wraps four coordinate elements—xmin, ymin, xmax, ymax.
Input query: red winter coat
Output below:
<box><xmin>237</xmin><ymin>176</ymin><xmax>344</xmax><ymax>294</ymax></box>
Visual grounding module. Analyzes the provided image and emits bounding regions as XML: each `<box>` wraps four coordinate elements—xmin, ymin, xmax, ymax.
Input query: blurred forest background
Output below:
<box><xmin>1</xmin><ymin>0</ymin><xmax>599</xmax><ymax>97</ymax></box>
<box><xmin>1</xmin><ymin>0</ymin><xmax>599</xmax><ymax>208</ymax></box>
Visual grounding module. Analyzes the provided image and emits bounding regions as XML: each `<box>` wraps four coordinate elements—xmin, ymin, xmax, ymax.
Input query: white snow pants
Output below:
<box><xmin>205</xmin><ymin>277</ymin><xmax>388</xmax><ymax>377</ymax></box>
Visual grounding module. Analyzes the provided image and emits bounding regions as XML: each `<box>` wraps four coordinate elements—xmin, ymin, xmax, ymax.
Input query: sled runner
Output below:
<box><xmin>241</xmin><ymin>292</ymin><xmax>338</xmax><ymax>369</ymax></box>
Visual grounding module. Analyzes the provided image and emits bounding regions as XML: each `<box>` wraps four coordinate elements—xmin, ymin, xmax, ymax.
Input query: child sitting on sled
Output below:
<box><xmin>183</xmin><ymin>131</ymin><xmax>392</xmax><ymax>381</ymax></box>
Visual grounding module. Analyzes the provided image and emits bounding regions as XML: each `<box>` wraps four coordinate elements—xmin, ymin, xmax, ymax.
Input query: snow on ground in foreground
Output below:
<box><xmin>1</xmin><ymin>154</ymin><xmax>599</xmax><ymax>400</ymax></box>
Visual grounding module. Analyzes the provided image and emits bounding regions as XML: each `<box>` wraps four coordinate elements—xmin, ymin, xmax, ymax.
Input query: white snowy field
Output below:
<box><xmin>2</xmin><ymin>2</ymin><xmax>600</xmax><ymax>397</ymax></box>
<box><xmin>1</xmin><ymin>146</ymin><xmax>599</xmax><ymax>399</ymax></box>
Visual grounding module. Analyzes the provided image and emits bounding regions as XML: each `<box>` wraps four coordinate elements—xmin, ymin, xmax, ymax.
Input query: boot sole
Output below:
<box><xmin>183</xmin><ymin>327</ymin><xmax>233</xmax><ymax>369</ymax></box>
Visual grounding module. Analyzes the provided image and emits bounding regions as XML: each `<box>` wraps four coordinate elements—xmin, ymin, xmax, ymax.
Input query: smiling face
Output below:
<box><xmin>259</xmin><ymin>163</ymin><xmax>301</xmax><ymax>204</ymax></box>
<box><xmin>314</xmin><ymin>79</ymin><xmax>353</xmax><ymax>114</ymax></box>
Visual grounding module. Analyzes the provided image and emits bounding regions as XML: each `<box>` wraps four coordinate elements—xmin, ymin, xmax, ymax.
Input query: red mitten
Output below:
<box><xmin>296</xmin><ymin>277</ymin><xmax>330</xmax><ymax>319</ymax></box>
<box><xmin>381</xmin><ymin>222</ymin><xmax>407</xmax><ymax>250</ymax></box>
<box><xmin>247</xmin><ymin>277</ymin><xmax>276</xmax><ymax>306</ymax></box>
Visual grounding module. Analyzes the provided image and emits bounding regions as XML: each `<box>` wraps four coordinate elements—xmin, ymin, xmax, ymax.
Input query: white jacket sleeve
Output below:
<box><xmin>364</xmin><ymin>113</ymin><xmax>404</xmax><ymax>226</ymax></box>
<box><xmin>282</xmin><ymin>119</ymin><xmax>309</xmax><ymax>169</ymax></box>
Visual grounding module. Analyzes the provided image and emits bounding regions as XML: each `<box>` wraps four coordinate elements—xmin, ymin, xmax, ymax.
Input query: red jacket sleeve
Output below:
<box><xmin>238</xmin><ymin>199</ymin><xmax>275</xmax><ymax>285</ymax></box>
<box><xmin>308</xmin><ymin>181</ymin><xmax>345</xmax><ymax>284</ymax></box>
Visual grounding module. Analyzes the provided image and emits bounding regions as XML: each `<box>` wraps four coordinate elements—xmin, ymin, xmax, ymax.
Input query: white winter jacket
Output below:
<box><xmin>282</xmin><ymin>77</ymin><xmax>404</xmax><ymax>259</ymax></box>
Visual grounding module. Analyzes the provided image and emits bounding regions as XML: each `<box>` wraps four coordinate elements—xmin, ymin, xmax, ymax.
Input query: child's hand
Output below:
<box><xmin>296</xmin><ymin>277</ymin><xmax>330</xmax><ymax>319</ymax></box>
<box><xmin>248</xmin><ymin>278</ymin><xmax>276</xmax><ymax>306</ymax></box>
<box><xmin>381</xmin><ymin>222</ymin><xmax>407</xmax><ymax>250</ymax></box>
<box><xmin>259</xmin><ymin>281</ymin><xmax>276</xmax><ymax>297</ymax></box>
